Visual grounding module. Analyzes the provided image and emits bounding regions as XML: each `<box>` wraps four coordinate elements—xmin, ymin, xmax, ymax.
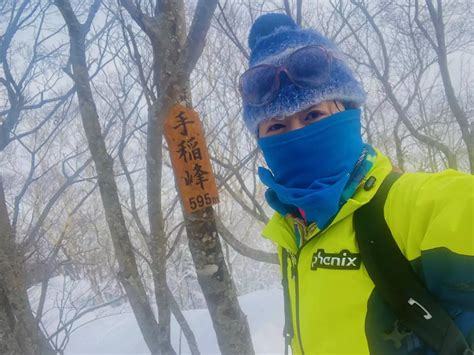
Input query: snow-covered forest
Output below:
<box><xmin>0</xmin><ymin>0</ymin><xmax>472</xmax><ymax>354</ymax></box>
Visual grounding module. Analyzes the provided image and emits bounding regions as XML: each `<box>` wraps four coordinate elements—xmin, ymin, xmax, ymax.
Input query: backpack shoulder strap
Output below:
<box><xmin>354</xmin><ymin>171</ymin><xmax>470</xmax><ymax>355</ymax></box>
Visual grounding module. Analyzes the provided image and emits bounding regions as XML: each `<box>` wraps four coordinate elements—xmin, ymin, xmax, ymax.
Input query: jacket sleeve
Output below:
<box><xmin>384</xmin><ymin>169</ymin><xmax>474</xmax><ymax>341</ymax></box>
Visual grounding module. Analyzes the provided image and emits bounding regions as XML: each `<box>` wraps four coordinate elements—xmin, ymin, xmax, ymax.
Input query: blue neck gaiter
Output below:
<box><xmin>257</xmin><ymin>109</ymin><xmax>364</xmax><ymax>229</ymax></box>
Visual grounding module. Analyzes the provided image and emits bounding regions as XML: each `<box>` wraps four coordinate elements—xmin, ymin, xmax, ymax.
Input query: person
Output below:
<box><xmin>238</xmin><ymin>13</ymin><xmax>474</xmax><ymax>354</ymax></box>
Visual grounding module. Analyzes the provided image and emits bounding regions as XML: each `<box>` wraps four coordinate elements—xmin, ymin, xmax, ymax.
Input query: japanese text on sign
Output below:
<box><xmin>164</xmin><ymin>105</ymin><xmax>219</xmax><ymax>213</ymax></box>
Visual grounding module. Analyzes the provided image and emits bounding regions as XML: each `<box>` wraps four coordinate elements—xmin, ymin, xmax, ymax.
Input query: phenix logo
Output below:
<box><xmin>311</xmin><ymin>249</ymin><xmax>361</xmax><ymax>270</ymax></box>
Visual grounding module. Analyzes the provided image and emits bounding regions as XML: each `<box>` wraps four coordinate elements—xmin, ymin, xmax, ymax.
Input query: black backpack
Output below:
<box><xmin>354</xmin><ymin>171</ymin><xmax>471</xmax><ymax>355</ymax></box>
<box><xmin>281</xmin><ymin>172</ymin><xmax>471</xmax><ymax>355</ymax></box>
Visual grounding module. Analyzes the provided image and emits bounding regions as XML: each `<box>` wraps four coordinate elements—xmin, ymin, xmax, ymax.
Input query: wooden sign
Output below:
<box><xmin>164</xmin><ymin>105</ymin><xmax>219</xmax><ymax>213</ymax></box>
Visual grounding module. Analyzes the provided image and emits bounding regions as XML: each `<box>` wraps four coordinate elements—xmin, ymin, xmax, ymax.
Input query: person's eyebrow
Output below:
<box><xmin>306</xmin><ymin>105</ymin><xmax>324</xmax><ymax>112</ymax></box>
<box><xmin>267</xmin><ymin>115</ymin><xmax>286</xmax><ymax>122</ymax></box>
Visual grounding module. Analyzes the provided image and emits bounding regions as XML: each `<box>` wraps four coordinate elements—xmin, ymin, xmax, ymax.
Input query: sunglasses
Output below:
<box><xmin>239</xmin><ymin>45</ymin><xmax>334</xmax><ymax>107</ymax></box>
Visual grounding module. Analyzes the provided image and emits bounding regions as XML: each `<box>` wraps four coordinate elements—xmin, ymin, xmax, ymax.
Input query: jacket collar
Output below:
<box><xmin>261</xmin><ymin>149</ymin><xmax>393</xmax><ymax>253</ymax></box>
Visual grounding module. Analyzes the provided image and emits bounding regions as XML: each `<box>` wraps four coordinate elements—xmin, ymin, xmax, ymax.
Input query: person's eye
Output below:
<box><xmin>267</xmin><ymin>123</ymin><xmax>285</xmax><ymax>133</ymax></box>
<box><xmin>304</xmin><ymin>110</ymin><xmax>325</xmax><ymax>122</ymax></box>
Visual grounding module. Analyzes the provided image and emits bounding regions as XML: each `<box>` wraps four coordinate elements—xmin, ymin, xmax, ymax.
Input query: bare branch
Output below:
<box><xmin>296</xmin><ymin>0</ymin><xmax>303</xmax><ymax>26</ymax></box>
<box><xmin>216</xmin><ymin>217</ymin><xmax>278</xmax><ymax>265</ymax></box>
<box><xmin>182</xmin><ymin>0</ymin><xmax>219</xmax><ymax>75</ymax></box>
<box><xmin>283</xmin><ymin>0</ymin><xmax>292</xmax><ymax>19</ymax></box>
<box><xmin>83</xmin><ymin>0</ymin><xmax>102</xmax><ymax>34</ymax></box>
<box><xmin>119</xmin><ymin>0</ymin><xmax>148</xmax><ymax>33</ymax></box>
<box><xmin>215</xmin><ymin>2</ymin><xmax>249</xmax><ymax>59</ymax></box>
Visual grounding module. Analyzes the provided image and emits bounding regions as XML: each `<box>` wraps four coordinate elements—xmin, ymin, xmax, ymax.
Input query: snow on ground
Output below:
<box><xmin>66</xmin><ymin>288</ymin><xmax>284</xmax><ymax>355</ymax></box>
<box><xmin>30</xmin><ymin>277</ymin><xmax>284</xmax><ymax>355</ymax></box>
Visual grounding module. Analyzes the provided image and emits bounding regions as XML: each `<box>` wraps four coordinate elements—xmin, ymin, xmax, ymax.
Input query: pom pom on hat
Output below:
<box><xmin>241</xmin><ymin>13</ymin><xmax>366</xmax><ymax>135</ymax></box>
<box><xmin>248</xmin><ymin>13</ymin><xmax>298</xmax><ymax>50</ymax></box>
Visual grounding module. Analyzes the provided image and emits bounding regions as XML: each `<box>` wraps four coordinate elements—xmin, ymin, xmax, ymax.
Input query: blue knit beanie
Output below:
<box><xmin>242</xmin><ymin>13</ymin><xmax>366</xmax><ymax>134</ymax></box>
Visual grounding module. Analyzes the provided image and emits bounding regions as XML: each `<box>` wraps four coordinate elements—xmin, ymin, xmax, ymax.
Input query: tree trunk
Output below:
<box><xmin>120</xmin><ymin>0</ymin><xmax>255</xmax><ymax>353</ymax></box>
<box><xmin>185</xmin><ymin>207</ymin><xmax>255</xmax><ymax>354</ymax></box>
<box><xmin>54</xmin><ymin>1</ymin><xmax>162</xmax><ymax>353</ymax></box>
<box><xmin>0</xmin><ymin>179</ymin><xmax>55</xmax><ymax>355</ymax></box>
<box><xmin>148</xmin><ymin>100</ymin><xmax>176</xmax><ymax>355</ymax></box>
<box><xmin>424</xmin><ymin>0</ymin><xmax>473</xmax><ymax>173</ymax></box>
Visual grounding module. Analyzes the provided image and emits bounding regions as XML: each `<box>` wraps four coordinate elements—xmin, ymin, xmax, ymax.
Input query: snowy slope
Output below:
<box><xmin>56</xmin><ymin>286</ymin><xmax>284</xmax><ymax>355</ymax></box>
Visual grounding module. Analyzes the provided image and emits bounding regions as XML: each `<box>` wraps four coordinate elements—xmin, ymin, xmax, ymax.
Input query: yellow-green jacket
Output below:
<box><xmin>262</xmin><ymin>151</ymin><xmax>474</xmax><ymax>354</ymax></box>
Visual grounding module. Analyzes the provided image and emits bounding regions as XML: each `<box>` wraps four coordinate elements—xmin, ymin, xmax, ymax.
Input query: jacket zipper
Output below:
<box><xmin>290</xmin><ymin>222</ymin><xmax>324</xmax><ymax>355</ymax></box>
<box><xmin>292</xmin><ymin>255</ymin><xmax>304</xmax><ymax>354</ymax></box>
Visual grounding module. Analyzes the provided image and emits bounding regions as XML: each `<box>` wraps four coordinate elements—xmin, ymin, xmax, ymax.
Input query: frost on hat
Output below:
<box><xmin>242</xmin><ymin>13</ymin><xmax>366</xmax><ymax>135</ymax></box>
